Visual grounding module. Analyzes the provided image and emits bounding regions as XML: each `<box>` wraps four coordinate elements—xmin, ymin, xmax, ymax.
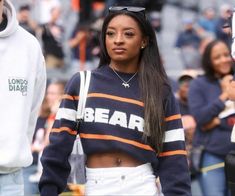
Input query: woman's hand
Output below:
<box><xmin>227</xmin><ymin>80</ymin><xmax>235</xmax><ymax>101</ymax></box>
<box><xmin>219</xmin><ymin>75</ymin><xmax>233</xmax><ymax>101</ymax></box>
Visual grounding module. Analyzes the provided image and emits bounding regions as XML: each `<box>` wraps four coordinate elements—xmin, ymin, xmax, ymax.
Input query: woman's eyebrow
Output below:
<box><xmin>107</xmin><ymin>26</ymin><xmax>135</xmax><ymax>30</ymax></box>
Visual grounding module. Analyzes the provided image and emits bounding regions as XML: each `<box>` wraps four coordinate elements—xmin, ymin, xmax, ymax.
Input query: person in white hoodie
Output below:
<box><xmin>0</xmin><ymin>0</ymin><xmax>46</xmax><ymax>195</ymax></box>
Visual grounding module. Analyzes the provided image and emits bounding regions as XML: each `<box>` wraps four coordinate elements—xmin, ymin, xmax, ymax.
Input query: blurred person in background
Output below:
<box><xmin>29</xmin><ymin>80</ymin><xmax>66</xmax><ymax>184</ymax></box>
<box><xmin>17</xmin><ymin>4</ymin><xmax>38</xmax><ymax>36</ymax></box>
<box><xmin>197</xmin><ymin>7</ymin><xmax>217</xmax><ymax>37</ymax></box>
<box><xmin>175</xmin><ymin>71</ymin><xmax>197</xmax><ymax>168</ymax></box>
<box><xmin>0</xmin><ymin>0</ymin><xmax>46</xmax><ymax>195</ymax></box>
<box><xmin>175</xmin><ymin>18</ymin><xmax>201</xmax><ymax>50</ymax></box>
<box><xmin>68</xmin><ymin>22</ymin><xmax>96</xmax><ymax>73</ymax></box>
<box><xmin>188</xmin><ymin>40</ymin><xmax>235</xmax><ymax>196</ymax></box>
<box><xmin>31</xmin><ymin>98</ymin><xmax>51</xmax><ymax>168</ymax></box>
<box><xmin>215</xmin><ymin>4</ymin><xmax>233</xmax><ymax>47</ymax></box>
<box><xmin>39</xmin><ymin>5</ymin><xmax>65</xmax><ymax>69</ymax></box>
<box><xmin>176</xmin><ymin>70</ymin><xmax>198</xmax><ymax>116</ymax></box>
<box><xmin>45</xmin><ymin>80</ymin><xmax>67</xmax><ymax>113</ymax></box>
<box><xmin>23</xmin><ymin>98</ymin><xmax>51</xmax><ymax>195</ymax></box>
<box><xmin>68</xmin><ymin>19</ymin><xmax>102</xmax><ymax>73</ymax></box>
<box><xmin>175</xmin><ymin>18</ymin><xmax>201</xmax><ymax>69</ymax></box>
<box><xmin>43</xmin><ymin>79</ymin><xmax>67</xmax><ymax>145</ymax></box>
<box><xmin>175</xmin><ymin>70</ymin><xmax>203</xmax><ymax>194</ymax></box>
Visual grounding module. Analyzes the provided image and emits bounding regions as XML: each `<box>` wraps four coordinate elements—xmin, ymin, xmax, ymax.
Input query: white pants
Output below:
<box><xmin>85</xmin><ymin>163</ymin><xmax>163</xmax><ymax>196</ymax></box>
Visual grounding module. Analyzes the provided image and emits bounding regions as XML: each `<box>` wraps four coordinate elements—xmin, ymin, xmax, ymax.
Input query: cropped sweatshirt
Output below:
<box><xmin>39</xmin><ymin>65</ymin><xmax>191</xmax><ymax>196</ymax></box>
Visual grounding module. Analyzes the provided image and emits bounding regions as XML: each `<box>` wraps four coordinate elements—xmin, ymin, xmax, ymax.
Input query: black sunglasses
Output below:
<box><xmin>109</xmin><ymin>6</ymin><xmax>146</xmax><ymax>18</ymax></box>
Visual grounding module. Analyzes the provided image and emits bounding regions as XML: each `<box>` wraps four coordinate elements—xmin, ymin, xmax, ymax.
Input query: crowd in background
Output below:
<box><xmin>13</xmin><ymin>0</ymin><xmax>235</xmax><ymax>195</ymax></box>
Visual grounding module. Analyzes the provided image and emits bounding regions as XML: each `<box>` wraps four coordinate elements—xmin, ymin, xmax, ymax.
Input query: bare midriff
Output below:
<box><xmin>86</xmin><ymin>151</ymin><xmax>143</xmax><ymax>168</ymax></box>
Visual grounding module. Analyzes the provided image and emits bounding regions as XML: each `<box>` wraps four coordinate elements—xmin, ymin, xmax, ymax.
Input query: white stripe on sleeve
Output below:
<box><xmin>55</xmin><ymin>108</ymin><xmax>77</xmax><ymax>121</ymax></box>
<box><xmin>164</xmin><ymin>128</ymin><xmax>185</xmax><ymax>143</ymax></box>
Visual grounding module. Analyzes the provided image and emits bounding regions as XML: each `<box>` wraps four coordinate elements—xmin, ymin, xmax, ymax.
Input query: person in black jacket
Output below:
<box><xmin>40</xmin><ymin>6</ymin><xmax>64</xmax><ymax>69</ymax></box>
<box><xmin>226</xmin><ymin>80</ymin><xmax>235</xmax><ymax>195</ymax></box>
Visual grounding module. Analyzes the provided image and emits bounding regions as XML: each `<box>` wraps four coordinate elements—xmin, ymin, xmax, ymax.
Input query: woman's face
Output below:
<box><xmin>210</xmin><ymin>42</ymin><xmax>232</xmax><ymax>76</ymax></box>
<box><xmin>105</xmin><ymin>14</ymin><xmax>146</xmax><ymax>68</ymax></box>
<box><xmin>46</xmin><ymin>83</ymin><xmax>64</xmax><ymax>108</ymax></box>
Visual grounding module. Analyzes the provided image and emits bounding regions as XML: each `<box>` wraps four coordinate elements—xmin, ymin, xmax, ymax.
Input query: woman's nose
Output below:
<box><xmin>114</xmin><ymin>33</ymin><xmax>124</xmax><ymax>44</ymax></box>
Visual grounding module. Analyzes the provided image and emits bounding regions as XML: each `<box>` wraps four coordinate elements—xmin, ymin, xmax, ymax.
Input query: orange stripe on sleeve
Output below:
<box><xmin>158</xmin><ymin>150</ymin><xmax>187</xmax><ymax>157</ymax></box>
<box><xmin>165</xmin><ymin>114</ymin><xmax>181</xmax><ymax>122</ymax></box>
<box><xmin>51</xmin><ymin>127</ymin><xmax>77</xmax><ymax>135</ymax></box>
<box><xmin>87</xmin><ymin>93</ymin><xmax>144</xmax><ymax>107</ymax></box>
<box><xmin>62</xmin><ymin>94</ymin><xmax>79</xmax><ymax>101</ymax></box>
<box><xmin>80</xmin><ymin>133</ymin><xmax>154</xmax><ymax>151</ymax></box>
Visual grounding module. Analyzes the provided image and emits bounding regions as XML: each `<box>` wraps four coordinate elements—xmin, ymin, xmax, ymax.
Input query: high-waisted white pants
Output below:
<box><xmin>85</xmin><ymin>163</ymin><xmax>163</xmax><ymax>196</ymax></box>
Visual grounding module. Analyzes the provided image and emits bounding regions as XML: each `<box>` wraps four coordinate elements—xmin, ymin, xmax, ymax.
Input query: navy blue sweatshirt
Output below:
<box><xmin>188</xmin><ymin>75</ymin><xmax>235</xmax><ymax>156</ymax></box>
<box><xmin>39</xmin><ymin>65</ymin><xmax>191</xmax><ymax>196</ymax></box>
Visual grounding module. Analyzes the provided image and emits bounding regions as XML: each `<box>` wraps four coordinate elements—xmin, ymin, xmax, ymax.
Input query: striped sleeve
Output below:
<box><xmin>39</xmin><ymin>73</ymin><xmax>81</xmax><ymax>196</ymax></box>
<box><xmin>158</xmin><ymin>91</ymin><xmax>192</xmax><ymax>196</ymax></box>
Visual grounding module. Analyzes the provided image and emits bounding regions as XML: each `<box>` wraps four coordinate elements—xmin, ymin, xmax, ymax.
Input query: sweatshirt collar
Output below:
<box><xmin>0</xmin><ymin>0</ymin><xmax>18</xmax><ymax>38</ymax></box>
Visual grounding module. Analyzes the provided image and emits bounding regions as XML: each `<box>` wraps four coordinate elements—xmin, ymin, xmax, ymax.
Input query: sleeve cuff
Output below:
<box><xmin>40</xmin><ymin>184</ymin><xmax>58</xmax><ymax>196</ymax></box>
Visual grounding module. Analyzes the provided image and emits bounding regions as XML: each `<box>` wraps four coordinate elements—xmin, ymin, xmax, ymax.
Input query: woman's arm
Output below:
<box><xmin>39</xmin><ymin>74</ymin><xmax>81</xmax><ymax>196</ymax></box>
<box><xmin>158</xmin><ymin>91</ymin><xmax>192</xmax><ymax>195</ymax></box>
<box><xmin>188</xmin><ymin>78</ymin><xmax>226</xmax><ymax>127</ymax></box>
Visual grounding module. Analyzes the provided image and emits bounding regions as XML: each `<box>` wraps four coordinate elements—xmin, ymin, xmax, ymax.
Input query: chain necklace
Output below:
<box><xmin>111</xmin><ymin>66</ymin><xmax>138</xmax><ymax>88</ymax></box>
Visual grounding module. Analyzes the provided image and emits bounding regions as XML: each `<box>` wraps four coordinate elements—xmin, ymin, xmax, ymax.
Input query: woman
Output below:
<box><xmin>39</xmin><ymin>6</ymin><xmax>191</xmax><ymax>196</ymax></box>
<box><xmin>188</xmin><ymin>40</ymin><xmax>235</xmax><ymax>196</ymax></box>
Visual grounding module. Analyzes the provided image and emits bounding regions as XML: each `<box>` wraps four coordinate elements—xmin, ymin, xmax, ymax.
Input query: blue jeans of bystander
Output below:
<box><xmin>0</xmin><ymin>169</ymin><xmax>24</xmax><ymax>196</ymax></box>
<box><xmin>199</xmin><ymin>151</ymin><xmax>230</xmax><ymax>196</ymax></box>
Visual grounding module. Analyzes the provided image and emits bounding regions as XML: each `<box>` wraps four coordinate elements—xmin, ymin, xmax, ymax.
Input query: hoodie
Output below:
<box><xmin>0</xmin><ymin>0</ymin><xmax>46</xmax><ymax>173</ymax></box>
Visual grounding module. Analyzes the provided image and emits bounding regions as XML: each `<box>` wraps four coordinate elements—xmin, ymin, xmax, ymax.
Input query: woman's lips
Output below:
<box><xmin>113</xmin><ymin>48</ymin><xmax>126</xmax><ymax>53</ymax></box>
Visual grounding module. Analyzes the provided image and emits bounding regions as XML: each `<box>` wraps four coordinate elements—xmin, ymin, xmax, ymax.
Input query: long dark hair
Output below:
<box><xmin>98</xmin><ymin>9</ymin><xmax>170</xmax><ymax>153</ymax></box>
<box><xmin>202</xmin><ymin>40</ymin><xmax>234</xmax><ymax>81</ymax></box>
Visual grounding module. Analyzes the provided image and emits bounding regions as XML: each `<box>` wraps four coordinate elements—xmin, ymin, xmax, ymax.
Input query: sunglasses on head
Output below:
<box><xmin>109</xmin><ymin>6</ymin><xmax>146</xmax><ymax>18</ymax></box>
